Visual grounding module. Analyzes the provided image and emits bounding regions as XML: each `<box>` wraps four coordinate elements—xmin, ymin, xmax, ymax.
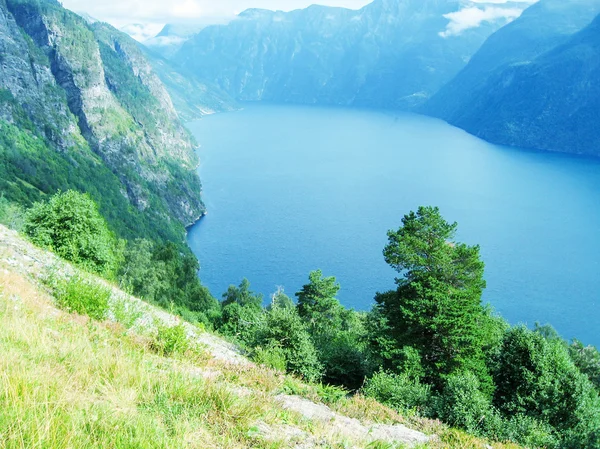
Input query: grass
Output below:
<box><xmin>0</xmin><ymin>272</ymin><xmax>283</xmax><ymax>448</ymax></box>
<box><xmin>0</xmin><ymin>249</ymin><xmax>524</xmax><ymax>449</ymax></box>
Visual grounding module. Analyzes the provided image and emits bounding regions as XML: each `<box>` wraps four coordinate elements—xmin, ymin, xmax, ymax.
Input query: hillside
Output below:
<box><xmin>423</xmin><ymin>0</ymin><xmax>600</xmax><ymax>155</ymax></box>
<box><xmin>0</xmin><ymin>223</ymin><xmax>526</xmax><ymax>449</ymax></box>
<box><xmin>0</xmin><ymin>0</ymin><xmax>205</xmax><ymax>242</ymax></box>
<box><xmin>173</xmin><ymin>0</ymin><xmax>525</xmax><ymax>109</ymax></box>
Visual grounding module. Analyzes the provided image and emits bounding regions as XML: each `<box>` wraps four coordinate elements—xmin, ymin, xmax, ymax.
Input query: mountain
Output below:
<box><xmin>423</xmin><ymin>0</ymin><xmax>600</xmax><ymax>155</ymax></box>
<box><xmin>0</xmin><ymin>0</ymin><xmax>204</xmax><ymax>241</ymax></box>
<box><xmin>173</xmin><ymin>0</ymin><xmax>528</xmax><ymax>109</ymax></box>
<box><xmin>145</xmin><ymin>22</ymin><xmax>210</xmax><ymax>59</ymax></box>
<box><xmin>141</xmin><ymin>47</ymin><xmax>238</xmax><ymax>122</ymax></box>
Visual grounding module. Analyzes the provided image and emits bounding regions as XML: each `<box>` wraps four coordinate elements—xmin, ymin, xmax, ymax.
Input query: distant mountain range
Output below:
<box><xmin>169</xmin><ymin>0</ymin><xmax>529</xmax><ymax>109</ymax></box>
<box><xmin>423</xmin><ymin>0</ymin><xmax>600</xmax><ymax>156</ymax></box>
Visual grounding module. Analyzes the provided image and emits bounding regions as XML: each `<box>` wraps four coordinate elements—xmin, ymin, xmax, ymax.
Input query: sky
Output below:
<box><xmin>61</xmin><ymin>0</ymin><xmax>536</xmax><ymax>42</ymax></box>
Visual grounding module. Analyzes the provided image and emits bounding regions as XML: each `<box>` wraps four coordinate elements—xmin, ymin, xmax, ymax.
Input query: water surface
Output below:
<box><xmin>187</xmin><ymin>105</ymin><xmax>600</xmax><ymax>347</ymax></box>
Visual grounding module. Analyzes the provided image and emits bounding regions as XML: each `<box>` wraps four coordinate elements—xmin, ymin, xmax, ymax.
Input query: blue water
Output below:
<box><xmin>187</xmin><ymin>104</ymin><xmax>600</xmax><ymax>347</ymax></box>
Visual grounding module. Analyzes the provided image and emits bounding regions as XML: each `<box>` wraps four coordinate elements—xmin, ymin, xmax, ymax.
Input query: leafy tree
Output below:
<box><xmin>569</xmin><ymin>340</ymin><xmax>600</xmax><ymax>390</ymax></box>
<box><xmin>433</xmin><ymin>372</ymin><xmax>496</xmax><ymax>435</ymax></box>
<box><xmin>296</xmin><ymin>271</ymin><xmax>369</xmax><ymax>388</ymax></box>
<box><xmin>118</xmin><ymin>239</ymin><xmax>219</xmax><ymax>323</ymax></box>
<box><xmin>222</xmin><ymin>278</ymin><xmax>263</xmax><ymax>309</ymax></box>
<box><xmin>376</xmin><ymin>206</ymin><xmax>492</xmax><ymax>392</ymax></box>
<box><xmin>255</xmin><ymin>303</ymin><xmax>323</xmax><ymax>382</ymax></box>
<box><xmin>24</xmin><ymin>190</ymin><xmax>123</xmax><ymax>277</ymax></box>
<box><xmin>268</xmin><ymin>287</ymin><xmax>295</xmax><ymax>310</ymax></box>
<box><xmin>493</xmin><ymin>326</ymin><xmax>600</xmax><ymax>448</ymax></box>
<box><xmin>218</xmin><ymin>279</ymin><xmax>264</xmax><ymax>345</ymax></box>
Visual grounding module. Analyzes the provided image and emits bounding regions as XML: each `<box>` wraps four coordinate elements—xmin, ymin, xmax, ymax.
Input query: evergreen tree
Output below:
<box><xmin>377</xmin><ymin>206</ymin><xmax>491</xmax><ymax>391</ymax></box>
<box><xmin>296</xmin><ymin>269</ymin><xmax>343</xmax><ymax>331</ymax></box>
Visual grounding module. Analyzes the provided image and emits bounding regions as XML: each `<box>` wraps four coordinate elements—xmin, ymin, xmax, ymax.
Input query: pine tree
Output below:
<box><xmin>377</xmin><ymin>206</ymin><xmax>492</xmax><ymax>392</ymax></box>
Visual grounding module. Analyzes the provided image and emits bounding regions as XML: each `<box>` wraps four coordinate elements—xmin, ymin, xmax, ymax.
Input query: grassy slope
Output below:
<box><xmin>0</xmin><ymin>225</ymin><xmax>522</xmax><ymax>449</ymax></box>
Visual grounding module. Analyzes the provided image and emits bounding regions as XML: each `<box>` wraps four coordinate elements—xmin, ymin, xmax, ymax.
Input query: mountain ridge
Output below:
<box><xmin>423</xmin><ymin>0</ymin><xmax>600</xmax><ymax>155</ymax></box>
<box><xmin>173</xmin><ymin>0</ymin><xmax>527</xmax><ymax>109</ymax></box>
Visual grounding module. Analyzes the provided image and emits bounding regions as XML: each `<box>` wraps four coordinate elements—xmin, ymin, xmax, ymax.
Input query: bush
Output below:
<box><xmin>24</xmin><ymin>191</ymin><xmax>123</xmax><ymax>277</ymax></box>
<box><xmin>54</xmin><ymin>275</ymin><xmax>111</xmax><ymax>321</ymax></box>
<box><xmin>255</xmin><ymin>304</ymin><xmax>323</xmax><ymax>382</ymax></box>
<box><xmin>362</xmin><ymin>370</ymin><xmax>431</xmax><ymax>414</ymax></box>
<box><xmin>433</xmin><ymin>372</ymin><xmax>493</xmax><ymax>435</ymax></box>
<box><xmin>500</xmin><ymin>414</ymin><xmax>558</xmax><ymax>449</ymax></box>
<box><xmin>111</xmin><ymin>297</ymin><xmax>143</xmax><ymax>329</ymax></box>
<box><xmin>493</xmin><ymin>326</ymin><xmax>600</xmax><ymax>448</ymax></box>
<box><xmin>152</xmin><ymin>323</ymin><xmax>189</xmax><ymax>357</ymax></box>
<box><xmin>252</xmin><ymin>344</ymin><xmax>287</xmax><ymax>372</ymax></box>
<box><xmin>0</xmin><ymin>195</ymin><xmax>25</xmax><ymax>231</ymax></box>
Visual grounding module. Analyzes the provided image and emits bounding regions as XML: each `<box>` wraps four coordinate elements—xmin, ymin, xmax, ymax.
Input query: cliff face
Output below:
<box><xmin>0</xmin><ymin>0</ymin><xmax>205</xmax><ymax>238</ymax></box>
<box><xmin>173</xmin><ymin>0</ymin><xmax>523</xmax><ymax>110</ymax></box>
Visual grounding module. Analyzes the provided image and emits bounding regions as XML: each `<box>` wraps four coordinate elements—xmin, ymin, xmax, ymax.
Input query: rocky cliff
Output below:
<box><xmin>0</xmin><ymin>0</ymin><xmax>206</xmax><ymax>241</ymax></box>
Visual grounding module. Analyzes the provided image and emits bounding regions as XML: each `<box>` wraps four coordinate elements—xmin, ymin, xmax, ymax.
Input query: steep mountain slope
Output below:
<box><xmin>142</xmin><ymin>47</ymin><xmax>238</xmax><ymax>122</ymax></box>
<box><xmin>173</xmin><ymin>0</ymin><xmax>525</xmax><ymax>109</ymax></box>
<box><xmin>0</xmin><ymin>0</ymin><xmax>204</xmax><ymax>241</ymax></box>
<box><xmin>424</xmin><ymin>0</ymin><xmax>600</xmax><ymax>124</ymax></box>
<box><xmin>429</xmin><ymin>14</ymin><xmax>600</xmax><ymax>155</ymax></box>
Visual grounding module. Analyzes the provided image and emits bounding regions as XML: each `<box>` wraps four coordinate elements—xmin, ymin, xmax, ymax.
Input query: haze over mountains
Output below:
<box><xmin>170</xmin><ymin>0</ymin><xmax>529</xmax><ymax>109</ymax></box>
<box><xmin>125</xmin><ymin>0</ymin><xmax>600</xmax><ymax>156</ymax></box>
<box><xmin>423</xmin><ymin>0</ymin><xmax>600</xmax><ymax>155</ymax></box>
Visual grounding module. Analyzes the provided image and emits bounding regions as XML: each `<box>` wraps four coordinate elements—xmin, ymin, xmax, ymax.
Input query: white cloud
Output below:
<box><xmin>440</xmin><ymin>4</ymin><xmax>529</xmax><ymax>38</ymax></box>
<box><xmin>61</xmin><ymin>0</ymin><xmax>371</xmax><ymax>30</ymax></box>
<box><xmin>119</xmin><ymin>23</ymin><xmax>165</xmax><ymax>42</ymax></box>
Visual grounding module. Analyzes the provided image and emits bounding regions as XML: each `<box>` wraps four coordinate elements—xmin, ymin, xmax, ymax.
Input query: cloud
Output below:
<box><xmin>61</xmin><ymin>0</ymin><xmax>371</xmax><ymax>29</ymax></box>
<box><xmin>440</xmin><ymin>5</ymin><xmax>528</xmax><ymax>38</ymax></box>
<box><xmin>119</xmin><ymin>23</ymin><xmax>165</xmax><ymax>42</ymax></box>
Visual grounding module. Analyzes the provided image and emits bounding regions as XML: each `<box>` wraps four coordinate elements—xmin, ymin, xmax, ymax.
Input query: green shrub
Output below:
<box><xmin>54</xmin><ymin>275</ymin><xmax>111</xmax><ymax>321</ymax></box>
<box><xmin>152</xmin><ymin>323</ymin><xmax>189</xmax><ymax>357</ymax></box>
<box><xmin>255</xmin><ymin>304</ymin><xmax>323</xmax><ymax>382</ymax></box>
<box><xmin>500</xmin><ymin>414</ymin><xmax>558</xmax><ymax>449</ymax></box>
<box><xmin>0</xmin><ymin>195</ymin><xmax>25</xmax><ymax>231</ymax></box>
<box><xmin>24</xmin><ymin>191</ymin><xmax>123</xmax><ymax>277</ymax></box>
<box><xmin>111</xmin><ymin>297</ymin><xmax>143</xmax><ymax>329</ymax></box>
<box><xmin>315</xmin><ymin>383</ymin><xmax>348</xmax><ymax>404</ymax></box>
<box><xmin>433</xmin><ymin>372</ymin><xmax>493</xmax><ymax>435</ymax></box>
<box><xmin>362</xmin><ymin>370</ymin><xmax>431</xmax><ymax>415</ymax></box>
<box><xmin>253</xmin><ymin>344</ymin><xmax>287</xmax><ymax>372</ymax></box>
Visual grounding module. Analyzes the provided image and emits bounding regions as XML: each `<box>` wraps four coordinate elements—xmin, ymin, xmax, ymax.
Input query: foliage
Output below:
<box><xmin>296</xmin><ymin>269</ymin><xmax>342</xmax><ymax>331</ymax></box>
<box><xmin>151</xmin><ymin>322</ymin><xmax>189</xmax><ymax>357</ymax></box>
<box><xmin>218</xmin><ymin>279</ymin><xmax>264</xmax><ymax>345</ymax></box>
<box><xmin>362</xmin><ymin>370</ymin><xmax>431</xmax><ymax>415</ymax></box>
<box><xmin>433</xmin><ymin>372</ymin><xmax>496</xmax><ymax>435</ymax></box>
<box><xmin>252</xmin><ymin>344</ymin><xmax>287</xmax><ymax>372</ymax></box>
<box><xmin>53</xmin><ymin>275</ymin><xmax>111</xmax><ymax>321</ymax></box>
<box><xmin>0</xmin><ymin>195</ymin><xmax>25</xmax><ymax>231</ymax></box>
<box><xmin>493</xmin><ymin>326</ymin><xmax>600</xmax><ymax>448</ymax></box>
<box><xmin>119</xmin><ymin>239</ymin><xmax>219</xmax><ymax>319</ymax></box>
<box><xmin>569</xmin><ymin>339</ymin><xmax>600</xmax><ymax>390</ymax></box>
<box><xmin>295</xmin><ymin>270</ymin><xmax>370</xmax><ymax>389</ymax></box>
<box><xmin>377</xmin><ymin>206</ymin><xmax>492</xmax><ymax>392</ymax></box>
<box><xmin>24</xmin><ymin>191</ymin><xmax>124</xmax><ymax>277</ymax></box>
<box><xmin>255</xmin><ymin>303</ymin><xmax>323</xmax><ymax>382</ymax></box>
